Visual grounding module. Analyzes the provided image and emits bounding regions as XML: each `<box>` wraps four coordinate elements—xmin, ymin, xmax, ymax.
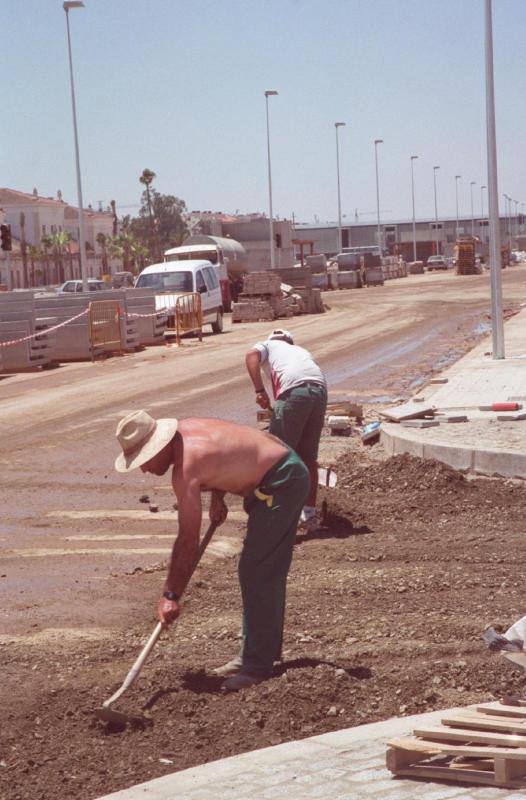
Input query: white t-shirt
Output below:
<box><xmin>253</xmin><ymin>339</ymin><xmax>326</xmax><ymax>400</ymax></box>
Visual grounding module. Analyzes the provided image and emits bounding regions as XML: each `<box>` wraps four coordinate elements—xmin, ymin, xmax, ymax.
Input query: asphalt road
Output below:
<box><xmin>1</xmin><ymin>267</ymin><xmax>525</xmax><ymax>638</ymax></box>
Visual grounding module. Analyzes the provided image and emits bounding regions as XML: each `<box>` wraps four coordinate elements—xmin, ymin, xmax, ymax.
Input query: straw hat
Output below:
<box><xmin>114</xmin><ymin>410</ymin><xmax>178</xmax><ymax>473</ymax></box>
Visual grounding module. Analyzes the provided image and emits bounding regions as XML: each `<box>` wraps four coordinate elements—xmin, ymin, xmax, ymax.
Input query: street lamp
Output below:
<box><xmin>264</xmin><ymin>90</ymin><xmax>278</xmax><ymax>270</ymax></box>
<box><xmin>484</xmin><ymin>0</ymin><xmax>504</xmax><ymax>358</ymax></box>
<box><xmin>470</xmin><ymin>181</ymin><xmax>476</xmax><ymax>237</ymax></box>
<box><xmin>410</xmin><ymin>156</ymin><xmax>418</xmax><ymax>262</ymax></box>
<box><xmin>374</xmin><ymin>139</ymin><xmax>383</xmax><ymax>253</ymax></box>
<box><xmin>455</xmin><ymin>175</ymin><xmax>461</xmax><ymax>239</ymax></box>
<box><xmin>63</xmin><ymin>0</ymin><xmax>88</xmax><ymax>292</ymax></box>
<box><xmin>335</xmin><ymin>122</ymin><xmax>346</xmax><ymax>253</ymax></box>
<box><xmin>433</xmin><ymin>166</ymin><xmax>440</xmax><ymax>254</ymax></box>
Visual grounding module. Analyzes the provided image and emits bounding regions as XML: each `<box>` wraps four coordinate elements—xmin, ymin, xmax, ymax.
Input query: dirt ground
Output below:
<box><xmin>3</xmin><ymin>447</ymin><xmax>526</xmax><ymax>800</ymax></box>
<box><xmin>2</xmin><ymin>269</ymin><xmax>526</xmax><ymax>800</ymax></box>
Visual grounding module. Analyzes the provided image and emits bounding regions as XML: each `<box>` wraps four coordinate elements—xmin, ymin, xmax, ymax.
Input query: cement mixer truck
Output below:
<box><xmin>164</xmin><ymin>235</ymin><xmax>248</xmax><ymax>311</ymax></box>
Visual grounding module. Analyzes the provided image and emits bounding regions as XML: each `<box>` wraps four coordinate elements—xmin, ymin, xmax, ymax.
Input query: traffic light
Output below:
<box><xmin>275</xmin><ymin>233</ymin><xmax>282</xmax><ymax>248</ymax></box>
<box><xmin>0</xmin><ymin>224</ymin><xmax>12</xmax><ymax>252</ymax></box>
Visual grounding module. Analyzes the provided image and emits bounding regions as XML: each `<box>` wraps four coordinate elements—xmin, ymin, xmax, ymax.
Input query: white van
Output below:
<box><xmin>135</xmin><ymin>260</ymin><xmax>224</xmax><ymax>333</ymax></box>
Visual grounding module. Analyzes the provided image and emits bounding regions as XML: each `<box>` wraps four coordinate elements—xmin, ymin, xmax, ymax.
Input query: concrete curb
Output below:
<box><xmin>381</xmin><ymin>423</ymin><xmax>526</xmax><ymax>479</ymax></box>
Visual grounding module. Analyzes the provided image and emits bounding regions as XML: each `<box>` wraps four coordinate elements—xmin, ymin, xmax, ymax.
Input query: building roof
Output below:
<box><xmin>0</xmin><ymin>187</ymin><xmax>65</xmax><ymax>207</ymax></box>
<box><xmin>295</xmin><ymin>215</ymin><xmax>490</xmax><ymax>230</ymax></box>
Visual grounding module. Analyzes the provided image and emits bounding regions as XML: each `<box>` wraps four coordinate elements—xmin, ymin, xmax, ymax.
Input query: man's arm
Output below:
<box><xmin>245</xmin><ymin>348</ymin><xmax>271</xmax><ymax>409</ymax></box>
<box><xmin>159</xmin><ymin>475</ymin><xmax>202</xmax><ymax>625</ymax></box>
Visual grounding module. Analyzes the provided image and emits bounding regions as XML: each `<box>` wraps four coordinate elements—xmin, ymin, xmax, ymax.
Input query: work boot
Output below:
<box><xmin>212</xmin><ymin>655</ymin><xmax>243</xmax><ymax>677</ymax></box>
<box><xmin>221</xmin><ymin>672</ymin><xmax>267</xmax><ymax>693</ymax></box>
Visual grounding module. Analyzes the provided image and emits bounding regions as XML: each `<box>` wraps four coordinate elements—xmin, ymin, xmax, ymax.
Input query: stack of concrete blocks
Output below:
<box><xmin>123</xmin><ymin>289</ymin><xmax>167</xmax><ymax>346</ymax></box>
<box><xmin>408</xmin><ymin>261</ymin><xmax>424</xmax><ymax>274</ymax></box>
<box><xmin>273</xmin><ymin>266</ymin><xmax>323</xmax><ymax>314</ymax></box>
<box><xmin>335</xmin><ymin>253</ymin><xmax>362</xmax><ymax>290</ymax></box>
<box><xmin>364</xmin><ymin>266</ymin><xmax>384</xmax><ymax>286</ymax></box>
<box><xmin>381</xmin><ymin>256</ymin><xmax>407</xmax><ymax>280</ymax></box>
<box><xmin>232</xmin><ymin>271</ymin><xmax>288</xmax><ymax>323</ymax></box>
<box><xmin>0</xmin><ymin>291</ymin><xmax>55</xmax><ymax>372</ymax></box>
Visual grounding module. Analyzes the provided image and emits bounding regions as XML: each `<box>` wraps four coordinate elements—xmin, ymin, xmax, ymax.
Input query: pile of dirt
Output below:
<box><xmin>321</xmin><ymin>452</ymin><xmax>526</xmax><ymax>529</ymax></box>
<box><xmin>3</xmin><ymin>451</ymin><xmax>526</xmax><ymax>800</ymax></box>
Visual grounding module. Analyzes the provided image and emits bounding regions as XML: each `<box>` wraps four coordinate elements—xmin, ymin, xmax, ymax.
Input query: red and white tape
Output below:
<box><xmin>0</xmin><ymin>308</ymin><xmax>89</xmax><ymax>349</ymax></box>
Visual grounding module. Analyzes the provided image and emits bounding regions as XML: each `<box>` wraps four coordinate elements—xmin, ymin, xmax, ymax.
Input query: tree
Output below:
<box><xmin>139</xmin><ymin>168</ymin><xmax>156</xmax><ymax>256</ymax></box>
<box><xmin>131</xmin><ymin>189</ymin><xmax>188</xmax><ymax>260</ymax></box>
<box><xmin>49</xmin><ymin>231</ymin><xmax>72</xmax><ymax>283</ymax></box>
<box><xmin>96</xmin><ymin>232</ymin><xmax>109</xmax><ymax>274</ymax></box>
<box><xmin>40</xmin><ymin>235</ymin><xmax>53</xmax><ymax>285</ymax></box>
<box><xmin>27</xmin><ymin>245</ymin><xmax>43</xmax><ymax>287</ymax></box>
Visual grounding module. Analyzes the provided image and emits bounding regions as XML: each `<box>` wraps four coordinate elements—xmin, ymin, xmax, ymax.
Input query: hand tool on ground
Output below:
<box><xmin>93</xmin><ymin>520</ymin><xmax>218</xmax><ymax>726</ymax></box>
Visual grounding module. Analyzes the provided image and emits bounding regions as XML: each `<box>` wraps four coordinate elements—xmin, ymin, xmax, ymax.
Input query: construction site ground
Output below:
<box><xmin>2</xmin><ymin>267</ymin><xmax>526</xmax><ymax>800</ymax></box>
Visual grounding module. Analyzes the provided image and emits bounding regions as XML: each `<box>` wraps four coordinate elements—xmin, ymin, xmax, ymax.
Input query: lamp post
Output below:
<box><xmin>374</xmin><ymin>139</ymin><xmax>383</xmax><ymax>253</ymax></box>
<box><xmin>470</xmin><ymin>181</ymin><xmax>476</xmax><ymax>237</ymax></box>
<box><xmin>481</xmin><ymin>185</ymin><xmax>487</xmax><ymax>241</ymax></box>
<box><xmin>455</xmin><ymin>175</ymin><xmax>461</xmax><ymax>239</ymax></box>
<box><xmin>63</xmin><ymin>0</ymin><xmax>88</xmax><ymax>292</ymax></box>
<box><xmin>484</xmin><ymin>0</ymin><xmax>504</xmax><ymax>358</ymax></box>
<box><xmin>410</xmin><ymin>156</ymin><xmax>418</xmax><ymax>262</ymax></box>
<box><xmin>335</xmin><ymin>122</ymin><xmax>346</xmax><ymax>253</ymax></box>
<box><xmin>264</xmin><ymin>90</ymin><xmax>278</xmax><ymax>270</ymax></box>
<box><xmin>433</xmin><ymin>166</ymin><xmax>440</xmax><ymax>254</ymax></box>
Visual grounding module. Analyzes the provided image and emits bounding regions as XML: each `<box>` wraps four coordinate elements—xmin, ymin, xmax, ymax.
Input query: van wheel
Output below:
<box><xmin>211</xmin><ymin>309</ymin><xmax>223</xmax><ymax>334</ymax></box>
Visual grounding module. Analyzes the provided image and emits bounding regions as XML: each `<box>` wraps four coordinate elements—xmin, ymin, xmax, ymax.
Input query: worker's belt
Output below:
<box><xmin>254</xmin><ymin>488</ymin><xmax>274</xmax><ymax>508</ymax></box>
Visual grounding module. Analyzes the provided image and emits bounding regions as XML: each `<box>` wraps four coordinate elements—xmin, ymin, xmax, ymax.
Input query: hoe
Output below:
<box><xmin>94</xmin><ymin>520</ymin><xmax>218</xmax><ymax>726</ymax></box>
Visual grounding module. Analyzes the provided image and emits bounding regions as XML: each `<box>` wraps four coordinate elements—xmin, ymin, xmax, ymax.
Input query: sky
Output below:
<box><xmin>2</xmin><ymin>0</ymin><xmax>525</xmax><ymax>226</ymax></box>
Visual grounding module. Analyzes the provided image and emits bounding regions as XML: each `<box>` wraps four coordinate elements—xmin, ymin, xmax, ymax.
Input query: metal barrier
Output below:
<box><xmin>88</xmin><ymin>300</ymin><xmax>122</xmax><ymax>357</ymax></box>
<box><xmin>175</xmin><ymin>292</ymin><xmax>202</xmax><ymax>345</ymax></box>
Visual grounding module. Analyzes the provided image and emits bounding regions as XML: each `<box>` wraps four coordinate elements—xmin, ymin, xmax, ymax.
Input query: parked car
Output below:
<box><xmin>57</xmin><ymin>279</ymin><xmax>106</xmax><ymax>293</ymax></box>
<box><xmin>135</xmin><ymin>259</ymin><xmax>224</xmax><ymax>333</ymax></box>
<box><xmin>426</xmin><ymin>255</ymin><xmax>448</xmax><ymax>271</ymax></box>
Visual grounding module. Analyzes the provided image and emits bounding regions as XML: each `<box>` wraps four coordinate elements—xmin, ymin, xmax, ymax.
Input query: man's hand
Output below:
<box><xmin>158</xmin><ymin>596</ymin><xmax>180</xmax><ymax>625</ymax></box>
<box><xmin>256</xmin><ymin>389</ymin><xmax>271</xmax><ymax>410</ymax></box>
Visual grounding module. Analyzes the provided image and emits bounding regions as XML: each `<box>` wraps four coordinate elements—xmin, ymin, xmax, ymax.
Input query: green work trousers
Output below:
<box><xmin>239</xmin><ymin>447</ymin><xmax>309</xmax><ymax>676</ymax></box>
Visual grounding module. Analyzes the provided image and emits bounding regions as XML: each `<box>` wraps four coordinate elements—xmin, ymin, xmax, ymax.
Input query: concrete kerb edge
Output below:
<box><xmin>95</xmin><ymin>704</ymin><xmax>476</xmax><ymax>800</ymax></box>
<box><xmin>381</xmin><ymin>425</ymin><xmax>526</xmax><ymax>479</ymax></box>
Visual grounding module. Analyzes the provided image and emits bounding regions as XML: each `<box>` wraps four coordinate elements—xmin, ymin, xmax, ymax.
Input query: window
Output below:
<box><xmin>203</xmin><ymin>266</ymin><xmax>218</xmax><ymax>290</ymax></box>
<box><xmin>135</xmin><ymin>271</ymin><xmax>193</xmax><ymax>292</ymax></box>
<box><xmin>196</xmin><ymin>270</ymin><xmax>207</xmax><ymax>293</ymax></box>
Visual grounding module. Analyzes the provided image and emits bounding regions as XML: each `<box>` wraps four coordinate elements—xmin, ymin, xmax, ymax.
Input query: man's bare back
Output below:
<box><xmin>173</xmin><ymin>418</ymin><xmax>288</xmax><ymax>496</ymax></box>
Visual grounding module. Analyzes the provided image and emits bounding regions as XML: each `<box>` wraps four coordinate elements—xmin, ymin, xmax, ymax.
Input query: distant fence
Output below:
<box><xmin>175</xmin><ymin>293</ymin><xmax>202</xmax><ymax>345</ymax></box>
<box><xmin>88</xmin><ymin>300</ymin><xmax>122</xmax><ymax>356</ymax></box>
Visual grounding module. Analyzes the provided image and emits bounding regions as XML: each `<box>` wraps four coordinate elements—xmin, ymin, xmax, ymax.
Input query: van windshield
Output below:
<box><xmin>136</xmin><ymin>271</ymin><xmax>193</xmax><ymax>292</ymax></box>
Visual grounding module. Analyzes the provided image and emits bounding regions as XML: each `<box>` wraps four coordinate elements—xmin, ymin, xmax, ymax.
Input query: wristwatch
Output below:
<box><xmin>255</xmin><ymin>388</ymin><xmax>266</xmax><ymax>394</ymax></box>
<box><xmin>163</xmin><ymin>590</ymin><xmax>180</xmax><ymax>601</ymax></box>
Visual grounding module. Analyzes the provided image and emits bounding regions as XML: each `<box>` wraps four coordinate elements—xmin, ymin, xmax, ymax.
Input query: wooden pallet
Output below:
<box><xmin>387</xmin><ymin>701</ymin><xmax>526</xmax><ymax>789</ymax></box>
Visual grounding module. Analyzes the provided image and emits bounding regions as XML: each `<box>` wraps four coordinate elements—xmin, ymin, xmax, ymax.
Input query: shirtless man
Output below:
<box><xmin>114</xmin><ymin>410</ymin><xmax>309</xmax><ymax>691</ymax></box>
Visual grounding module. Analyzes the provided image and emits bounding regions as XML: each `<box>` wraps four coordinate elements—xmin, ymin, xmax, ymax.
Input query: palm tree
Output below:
<box><xmin>139</xmin><ymin>168</ymin><xmax>156</xmax><ymax>258</ymax></box>
<box><xmin>50</xmin><ymin>231</ymin><xmax>72</xmax><ymax>283</ymax></box>
<box><xmin>96</xmin><ymin>232</ymin><xmax>109</xmax><ymax>274</ymax></box>
<box><xmin>27</xmin><ymin>245</ymin><xmax>43</xmax><ymax>287</ymax></box>
<box><xmin>40</xmin><ymin>235</ymin><xmax>53</xmax><ymax>285</ymax></box>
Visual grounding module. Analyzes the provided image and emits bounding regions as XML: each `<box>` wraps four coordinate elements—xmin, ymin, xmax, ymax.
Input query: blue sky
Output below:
<box><xmin>2</xmin><ymin>0</ymin><xmax>525</xmax><ymax>224</ymax></box>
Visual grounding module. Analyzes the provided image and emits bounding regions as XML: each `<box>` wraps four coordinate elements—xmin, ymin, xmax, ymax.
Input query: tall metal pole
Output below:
<box><xmin>485</xmin><ymin>0</ymin><xmax>504</xmax><ymax>358</ymax></box>
<box><xmin>514</xmin><ymin>199</ymin><xmax>519</xmax><ymax>245</ymax></box>
<box><xmin>335</xmin><ymin>122</ymin><xmax>346</xmax><ymax>253</ymax></box>
<box><xmin>410</xmin><ymin>155</ymin><xmax>418</xmax><ymax>262</ymax></box>
<box><xmin>64</xmin><ymin>2</ymin><xmax>88</xmax><ymax>292</ymax></box>
<box><xmin>433</xmin><ymin>166</ymin><xmax>440</xmax><ymax>254</ymax></box>
<box><xmin>374</xmin><ymin>139</ymin><xmax>383</xmax><ymax>253</ymax></box>
<box><xmin>481</xmin><ymin>184</ymin><xmax>487</xmax><ymax>242</ymax></box>
<box><xmin>470</xmin><ymin>181</ymin><xmax>476</xmax><ymax>237</ymax></box>
<box><xmin>264</xmin><ymin>90</ymin><xmax>278</xmax><ymax>270</ymax></box>
<box><xmin>455</xmin><ymin>175</ymin><xmax>461</xmax><ymax>239</ymax></box>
